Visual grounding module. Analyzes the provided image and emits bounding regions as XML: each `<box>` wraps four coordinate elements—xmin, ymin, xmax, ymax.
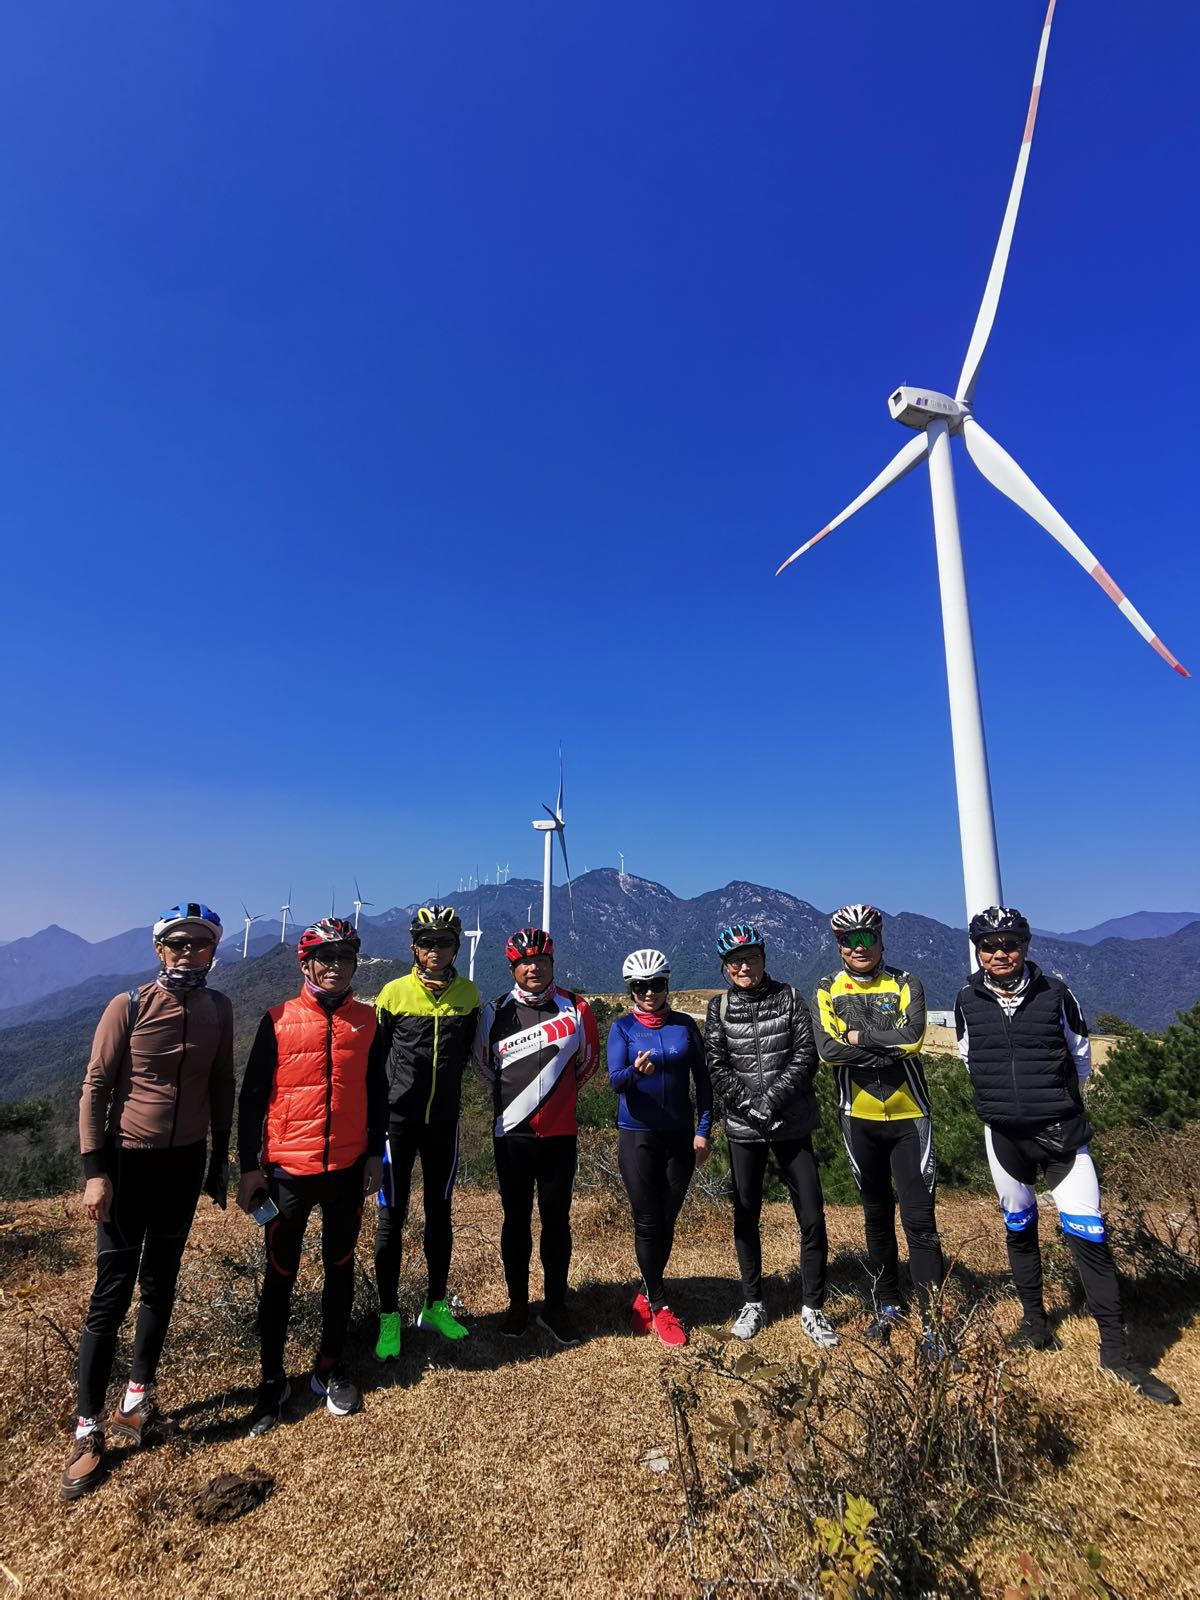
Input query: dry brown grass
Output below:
<box><xmin>1</xmin><ymin>1169</ymin><xmax>1197</xmax><ymax>1599</ymax></box>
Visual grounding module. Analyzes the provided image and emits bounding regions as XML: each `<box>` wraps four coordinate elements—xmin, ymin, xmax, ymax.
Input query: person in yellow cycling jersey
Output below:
<box><xmin>812</xmin><ymin>903</ymin><xmax>945</xmax><ymax>1340</ymax></box>
<box><xmin>371</xmin><ymin>905</ymin><xmax>481</xmax><ymax>1357</ymax></box>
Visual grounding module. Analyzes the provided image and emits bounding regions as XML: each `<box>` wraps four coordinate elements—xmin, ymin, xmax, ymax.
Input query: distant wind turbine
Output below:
<box><xmin>241</xmin><ymin>903</ymin><xmax>261</xmax><ymax>960</ymax></box>
<box><xmin>531</xmin><ymin>749</ymin><xmax>573</xmax><ymax>934</ymax></box>
<box><xmin>463</xmin><ymin>903</ymin><xmax>482</xmax><ymax>984</ymax></box>
<box><xmin>497</xmin><ymin>862</ymin><xmax>510</xmax><ymax>885</ymax></box>
<box><xmin>775</xmin><ymin>0</ymin><xmax>1188</xmax><ymax>932</ymax></box>
<box><xmin>352</xmin><ymin>879</ymin><xmax>374</xmax><ymax>932</ymax></box>
<box><xmin>280</xmin><ymin>889</ymin><xmax>294</xmax><ymax>946</ymax></box>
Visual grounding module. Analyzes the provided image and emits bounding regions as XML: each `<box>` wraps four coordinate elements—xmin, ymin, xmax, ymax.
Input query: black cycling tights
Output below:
<box><xmin>258</xmin><ymin>1161</ymin><xmax>364</xmax><ymax>1379</ymax></box>
<box><xmin>493</xmin><ymin>1134</ymin><xmax>577</xmax><ymax>1308</ymax></box>
<box><xmin>76</xmin><ymin>1141</ymin><xmax>205</xmax><ymax>1418</ymax></box>
<box><xmin>840</xmin><ymin>1114</ymin><xmax>945</xmax><ymax>1309</ymax></box>
<box><xmin>374</xmin><ymin>1119</ymin><xmax>460</xmax><ymax>1310</ymax></box>
<box><xmin>617</xmin><ymin>1128</ymin><xmax>696</xmax><ymax>1309</ymax></box>
<box><xmin>727</xmin><ymin>1136</ymin><xmax>827</xmax><ymax>1309</ymax></box>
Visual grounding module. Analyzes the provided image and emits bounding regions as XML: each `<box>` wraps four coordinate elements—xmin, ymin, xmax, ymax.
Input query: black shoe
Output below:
<box><xmin>498</xmin><ymin>1302</ymin><xmax>529</xmax><ymax>1338</ymax></box>
<box><xmin>311</xmin><ymin>1365</ymin><xmax>361</xmax><ymax>1417</ymax></box>
<box><xmin>1011</xmin><ymin>1317</ymin><xmax>1061</xmax><ymax>1353</ymax></box>
<box><xmin>1101</xmin><ymin>1356</ymin><xmax>1180</xmax><ymax>1406</ymax></box>
<box><xmin>537</xmin><ymin>1303</ymin><xmax>582</xmax><ymax>1348</ymax></box>
<box><xmin>247</xmin><ymin>1376</ymin><xmax>291</xmax><ymax>1437</ymax></box>
<box><xmin>864</xmin><ymin>1305</ymin><xmax>902</xmax><ymax>1342</ymax></box>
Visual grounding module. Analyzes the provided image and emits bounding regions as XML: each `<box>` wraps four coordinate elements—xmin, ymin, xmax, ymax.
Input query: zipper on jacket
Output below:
<box><xmin>169</xmin><ymin>994</ymin><xmax>187</xmax><ymax>1148</ymax></box>
<box><xmin>749</xmin><ymin>999</ymin><xmax>765</xmax><ymax>1097</ymax></box>
<box><xmin>424</xmin><ymin>1010</ymin><xmax>440</xmax><ymax>1124</ymax></box>
<box><xmin>322</xmin><ymin>1009</ymin><xmax>335</xmax><ymax>1171</ymax></box>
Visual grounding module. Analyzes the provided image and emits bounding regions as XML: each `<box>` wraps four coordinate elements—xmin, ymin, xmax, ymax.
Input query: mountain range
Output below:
<box><xmin>1</xmin><ymin>871</ymin><xmax>1198</xmax><ymax>1036</ymax></box>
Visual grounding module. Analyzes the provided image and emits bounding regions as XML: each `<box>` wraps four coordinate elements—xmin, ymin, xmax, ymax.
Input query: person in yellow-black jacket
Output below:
<box><xmin>371</xmin><ymin>905</ymin><xmax>481</xmax><ymax>1358</ymax></box>
<box><xmin>811</xmin><ymin>903</ymin><xmax>946</xmax><ymax>1340</ymax></box>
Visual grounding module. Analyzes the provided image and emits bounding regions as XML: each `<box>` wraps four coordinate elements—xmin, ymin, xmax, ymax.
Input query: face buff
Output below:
<box><xmin>157</xmin><ymin>967</ymin><xmax>209</xmax><ymax>993</ymax></box>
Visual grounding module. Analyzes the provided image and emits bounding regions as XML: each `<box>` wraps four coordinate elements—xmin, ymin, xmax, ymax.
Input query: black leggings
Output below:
<box><xmin>727</xmin><ymin>1136</ymin><xmax>827</xmax><ymax>1308</ymax></box>
<box><xmin>617</xmin><ymin>1129</ymin><xmax>696</xmax><ymax>1309</ymax></box>
<box><xmin>840</xmin><ymin>1114</ymin><xmax>945</xmax><ymax>1309</ymax></box>
<box><xmin>76</xmin><ymin>1141</ymin><xmax>205</xmax><ymax>1418</ymax></box>
<box><xmin>374</xmin><ymin>1119</ymin><xmax>460</xmax><ymax>1310</ymax></box>
<box><xmin>493</xmin><ymin>1134</ymin><xmax>577</xmax><ymax>1307</ymax></box>
<box><xmin>259</xmin><ymin>1161</ymin><xmax>364</xmax><ymax>1379</ymax></box>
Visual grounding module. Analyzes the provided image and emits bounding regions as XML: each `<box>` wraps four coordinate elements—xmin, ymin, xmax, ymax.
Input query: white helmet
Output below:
<box><xmin>622</xmin><ymin>948</ymin><xmax>670</xmax><ymax>984</ymax></box>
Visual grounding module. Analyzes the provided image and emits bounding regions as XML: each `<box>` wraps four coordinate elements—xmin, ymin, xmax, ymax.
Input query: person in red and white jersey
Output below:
<box><xmin>473</xmin><ymin>927</ymin><xmax>598</xmax><ymax>1345</ymax></box>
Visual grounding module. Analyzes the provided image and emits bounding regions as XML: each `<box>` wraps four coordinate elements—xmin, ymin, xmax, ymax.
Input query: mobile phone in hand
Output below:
<box><xmin>252</xmin><ymin>1192</ymin><xmax>279</xmax><ymax>1225</ymax></box>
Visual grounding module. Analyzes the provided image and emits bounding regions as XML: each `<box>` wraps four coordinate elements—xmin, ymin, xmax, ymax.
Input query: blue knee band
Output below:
<box><xmin>1061</xmin><ymin>1213</ymin><xmax>1106</xmax><ymax>1243</ymax></box>
<box><xmin>1002</xmin><ymin>1205</ymin><xmax>1037</xmax><ymax>1233</ymax></box>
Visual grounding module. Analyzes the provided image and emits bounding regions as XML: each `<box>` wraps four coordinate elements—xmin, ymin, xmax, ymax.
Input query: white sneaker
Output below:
<box><xmin>731</xmin><ymin>1301</ymin><xmax>766</xmax><ymax>1341</ymax></box>
<box><xmin>801</xmin><ymin>1305</ymin><xmax>839</xmax><ymax>1349</ymax></box>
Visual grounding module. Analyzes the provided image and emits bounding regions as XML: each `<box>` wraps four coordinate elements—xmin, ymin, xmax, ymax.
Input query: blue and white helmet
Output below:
<box><xmin>622</xmin><ymin>948</ymin><xmax>670</xmax><ymax>985</ymax></box>
<box><xmin>153</xmin><ymin>902</ymin><xmax>222</xmax><ymax>944</ymax></box>
<box><xmin>716</xmin><ymin>922</ymin><xmax>764</xmax><ymax>958</ymax></box>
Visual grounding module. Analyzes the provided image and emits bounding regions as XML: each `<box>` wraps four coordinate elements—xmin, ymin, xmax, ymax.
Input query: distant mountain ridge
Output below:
<box><xmin>2</xmin><ymin>871</ymin><xmax>1197</xmax><ymax>1033</ymax></box>
<box><xmin>1050</xmin><ymin>911</ymin><xmax>1200</xmax><ymax>946</ymax></box>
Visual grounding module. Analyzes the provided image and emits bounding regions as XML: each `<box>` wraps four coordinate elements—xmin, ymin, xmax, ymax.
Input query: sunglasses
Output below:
<box><xmin>415</xmin><ymin>936</ymin><xmax>457</xmax><ymax>951</ymax></box>
<box><xmin>630</xmin><ymin>977</ymin><xmax>669</xmax><ymax>995</ymax></box>
<box><xmin>725</xmin><ymin>951</ymin><xmax>763</xmax><ymax>967</ymax></box>
<box><xmin>159</xmin><ymin>938</ymin><xmax>214</xmax><ymax>953</ymax></box>
<box><xmin>312</xmin><ymin>949</ymin><xmax>357</xmax><ymax>966</ymax></box>
<box><xmin>976</xmin><ymin>936</ymin><xmax>1025</xmax><ymax>954</ymax></box>
<box><xmin>837</xmin><ymin>930</ymin><xmax>878</xmax><ymax>950</ymax></box>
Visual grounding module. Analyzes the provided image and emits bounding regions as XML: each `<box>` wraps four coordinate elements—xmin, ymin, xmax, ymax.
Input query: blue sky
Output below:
<box><xmin>1</xmin><ymin>0</ymin><xmax>1196</xmax><ymax>942</ymax></box>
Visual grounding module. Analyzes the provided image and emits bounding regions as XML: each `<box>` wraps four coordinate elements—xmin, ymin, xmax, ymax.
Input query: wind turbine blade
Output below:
<box><xmin>961</xmin><ymin>417</ymin><xmax>1189</xmax><ymax>677</ymax></box>
<box><xmin>542</xmin><ymin>803</ymin><xmax>558</xmax><ymax>824</ymax></box>
<box><xmin>776</xmin><ymin>434</ymin><xmax>929</xmax><ymax>575</ymax></box>
<box><xmin>956</xmin><ymin>0</ymin><xmax>1057</xmax><ymax>403</ymax></box>
<box><xmin>555</xmin><ymin>748</ymin><xmax>564</xmax><ymax>822</ymax></box>
<box><xmin>555</xmin><ymin>827</ymin><xmax>575</xmax><ymax>930</ymax></box>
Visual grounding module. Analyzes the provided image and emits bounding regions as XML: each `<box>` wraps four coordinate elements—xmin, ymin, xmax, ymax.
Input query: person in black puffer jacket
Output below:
<box><xmin>956</xmin><ymin>907</ymin><xmax>1178</xmax><ymax>1407</ymax></box>
<box><xmin>705</xmin><ymin>922</ymin><xmax>835</xmax><ymax>1349</ymax></box>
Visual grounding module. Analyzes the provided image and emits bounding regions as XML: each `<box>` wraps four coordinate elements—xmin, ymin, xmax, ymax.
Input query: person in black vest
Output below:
<box><xmin>955</xmin><ymin>907</ymin><xmax>1178</xmax><ymax>1405</ymax></box>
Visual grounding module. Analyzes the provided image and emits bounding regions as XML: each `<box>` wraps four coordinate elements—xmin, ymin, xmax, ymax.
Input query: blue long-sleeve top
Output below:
<box><xmin>607</xmin><ymin>1011</ymin><xmax>713</xmax><ymax>1137</ymax></box>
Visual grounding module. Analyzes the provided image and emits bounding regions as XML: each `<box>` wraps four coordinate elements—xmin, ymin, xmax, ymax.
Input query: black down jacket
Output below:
<box><xmin>704</xmin><ymin>976</ymin><xmax>819</xmax><ymax>1143</ymax></box>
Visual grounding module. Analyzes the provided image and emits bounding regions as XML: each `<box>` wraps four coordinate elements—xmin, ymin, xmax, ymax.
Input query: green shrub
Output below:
<box><xmin>1089</xmin><ymin>1001</ymin><xmax>1200</xmax><ymax>1132</ymax></box>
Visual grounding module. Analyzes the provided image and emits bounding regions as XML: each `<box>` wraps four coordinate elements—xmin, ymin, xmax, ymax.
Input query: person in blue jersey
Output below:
<box><xmin>608</xmin><ymin>949</ymin><xmax>713</xmax><ymax>1347</ymax></box>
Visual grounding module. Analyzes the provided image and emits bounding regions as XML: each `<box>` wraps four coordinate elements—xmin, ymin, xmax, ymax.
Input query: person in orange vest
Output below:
<box><xmin>236</xmin><ymin>918</ymin><xmax>387</xmax><ymax>1434</ymax></box>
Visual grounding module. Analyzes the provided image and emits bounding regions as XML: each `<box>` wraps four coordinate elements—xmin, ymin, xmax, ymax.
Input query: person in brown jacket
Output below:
<box><xmin>61</xmin><ymin>902</ymin><xmax>234</xmax><ymax>1502</ymax></box>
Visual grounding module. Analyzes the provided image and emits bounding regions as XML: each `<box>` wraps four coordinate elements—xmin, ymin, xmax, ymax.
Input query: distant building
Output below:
<box><xmin>927</xmin><ymin>1010</ymin><xmax>955</xmax><ymax>1029</ymax></box>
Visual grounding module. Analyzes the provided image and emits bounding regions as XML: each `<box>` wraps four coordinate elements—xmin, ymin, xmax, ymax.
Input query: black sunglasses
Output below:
<box><xmin>415</xmin><ymin>936</ymin><xmax>457</xmax><ymax>951</ymax></box>
<box><xmin>159</xmin><ymin>937</ymin><xmax>214</xmax><ymax>953</ymax></box>
<box><xmin>976</xmin><ymin>936</ymin><xmax>1025</xmax><ymax>954</ymax></box>
<box><xmin>630</xmin><ymin>977</ymin><xmax>669</xmax><ymax>995</ymax></box>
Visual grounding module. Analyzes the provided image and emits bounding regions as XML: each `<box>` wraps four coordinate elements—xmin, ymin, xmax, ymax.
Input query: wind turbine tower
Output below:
<box><xmin>531</xmin><ymin>751</ymin><xmax>573</xmax><ymax>934</ymax></box>
<box><xmin>463</xmin><ymin>904</ymin><xmax>483</xmax><ymax>983</ymax></box>
<box><xmin>352</xmin><ymin>879</ymin><xmax>374</xmax><ymax>932</ymax></box>
<box><xmin>776</xmin><ymin>1</ymin><xmax>1187</xmax><ymax>934</ymax></box>
<box><xmin>280</xmin><ymin>890</ymin><xmax>294</xmax><ymax>946</ymax></box>
<box><xmin>241</xmin><ymin>903</ymin><xmax>261</xmax><ymax>959</ymax></box>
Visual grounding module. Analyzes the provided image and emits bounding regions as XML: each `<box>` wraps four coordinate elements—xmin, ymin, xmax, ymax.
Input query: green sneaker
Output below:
<box><xmin>418</xmin><ymin>1298</ymin><xmax>469</xmax><ymax>1342</ymax></box>
<box><xmin>375</xmin><ymin>1311</ymin><xmax>402</xmax><ymax>1361</ymax></box>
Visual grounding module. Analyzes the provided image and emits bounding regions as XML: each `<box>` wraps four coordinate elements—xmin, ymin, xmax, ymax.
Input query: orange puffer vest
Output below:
<box><xmin>263</xmin><ymin>988</ymin><xmax>377</xmax><ymax>1176</ymax></box>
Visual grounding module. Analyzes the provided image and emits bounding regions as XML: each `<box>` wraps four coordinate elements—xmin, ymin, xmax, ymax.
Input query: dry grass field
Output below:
<box><xmin>1</xmin><ymin>1167</ymin><xmax>1197</xmax><ymax>1599</ymax></box>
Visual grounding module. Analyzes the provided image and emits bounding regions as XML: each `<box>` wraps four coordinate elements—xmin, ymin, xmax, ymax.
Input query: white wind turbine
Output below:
<box><xmin>776</xmin><ymin>1</ymin><xmax>1188</xmax><ymax>930</ymax></box>
<box><xmin>463</xmin><ymin>902</ymin><xmax>483</xmax><ymax>983</ymax></box>
<box><xmin>280</xmin><ymin>888</ymin><xmax>294</xmax><ymax>945</ymax></box>
<box><xmin>241</xmin><ymin>903</ymin><xmax>261</xmax><ymax>960</ymax></box>
<box><xmin>531</xmin><ymin>750</ymin><xmax>574</xmax><ymax>935</ymax></box>
<box><xmin>496</xmin><ymin>862</ymin><xmax>510</xmax><ymax>885</ymax></box>
<box><xmin>352</xmin><ymin>878</ymin><xmax>374</xmax><ymax>932</ymax></box>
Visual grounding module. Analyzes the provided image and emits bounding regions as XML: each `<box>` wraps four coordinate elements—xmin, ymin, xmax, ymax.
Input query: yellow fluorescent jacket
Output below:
<box><xmin>812</xmin><ymin>966</ymin><xmax>930</xmax><ymax>1121</ymax></box>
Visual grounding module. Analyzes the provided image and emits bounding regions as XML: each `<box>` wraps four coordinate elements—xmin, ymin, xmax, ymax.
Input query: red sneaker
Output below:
<box><xmin>652</xmin><ymin>1305</ymin><xmax>687</xmax><ymax>1347</ymax></box>
<box><xmin>630</xmin><ymin>1292</ymin><xmax>653</xmax><ymax>1336</ymax></box>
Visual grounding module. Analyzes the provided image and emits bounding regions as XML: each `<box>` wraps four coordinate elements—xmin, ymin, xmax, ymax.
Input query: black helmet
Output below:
<box><xmin>968</xmin><ymin>906</ymin><xmax>1031</xmax><ymax>944</ymax></box>
<box><xmin>411</xmin><ymin>904</ymin><xmax>462</xmax><ymax>940</ymax></box>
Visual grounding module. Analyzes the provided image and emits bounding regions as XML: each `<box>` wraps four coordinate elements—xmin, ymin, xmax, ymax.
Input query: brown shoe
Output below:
<box><xmin>108</xmin><ymin>1390</ymin><xmax>165</xmax><ymax>1447</ymax></box>
<box><xmin>61</xmin><ymin>1430</ymin><xmax>106</xmax><ymax>1501</ymax></box>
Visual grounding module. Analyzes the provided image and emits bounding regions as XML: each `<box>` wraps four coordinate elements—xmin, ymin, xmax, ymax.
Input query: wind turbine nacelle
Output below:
<box><xmin>888</xmin><ymin>387</ymin><xmax>970</xmax><ymax>431</ymax></box>
<box><xmin>531</xmin><ymin>819</ymin><xmax>557</xmax><ymax>832</ymax></box>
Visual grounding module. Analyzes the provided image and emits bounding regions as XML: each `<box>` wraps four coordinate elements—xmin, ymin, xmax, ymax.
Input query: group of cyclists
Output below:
<box><xmin>60</xmin><ymin>894</ymin><xmax>1179</xmax><ymax>1501</ymax></box>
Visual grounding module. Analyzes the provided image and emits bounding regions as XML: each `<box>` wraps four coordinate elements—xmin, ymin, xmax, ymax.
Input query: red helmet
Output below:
<box><xmin>505</xmin><ymin>927</ymin><xmax>554</xmax><ymax>964</ymax></box>
<box><xmin>297</xmin><ymin>917</ymin><xmax>361</xmax><ymax>960</ymax></box>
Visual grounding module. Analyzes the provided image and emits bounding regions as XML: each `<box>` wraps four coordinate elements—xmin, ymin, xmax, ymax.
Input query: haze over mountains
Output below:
<box><xmin>1</xmin><ymin>872</ymin><xmax>1197</xmax><ymax>1032</ymax></box>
